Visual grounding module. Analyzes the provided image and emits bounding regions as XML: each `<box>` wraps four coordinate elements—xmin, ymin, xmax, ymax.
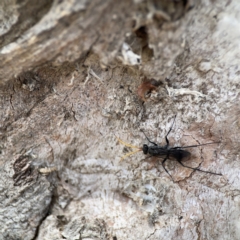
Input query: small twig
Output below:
<box><xmin>166</xmin><ymin>85</ymin><xmax>206</xmax><ymax>98</ymax></box>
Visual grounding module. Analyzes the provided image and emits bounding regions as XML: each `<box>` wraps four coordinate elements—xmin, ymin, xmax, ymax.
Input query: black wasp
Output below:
<box><xmin>117</xmin><ymin>116</ymin><xmax>222</xmax><ymax>181</ymax></box>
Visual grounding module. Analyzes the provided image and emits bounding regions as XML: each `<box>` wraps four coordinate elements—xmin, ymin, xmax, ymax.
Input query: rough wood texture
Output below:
<box><xmin>0</xmin><ymin>0</ymin><xmax>240</xmax><ymax>239</ymax></box>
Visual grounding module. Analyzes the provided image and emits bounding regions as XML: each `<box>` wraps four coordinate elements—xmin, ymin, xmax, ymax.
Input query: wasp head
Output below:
<box><xmin>143</xmin><ymin>144</ymin><xmax>148</xmax><ymax>154</ymax></box>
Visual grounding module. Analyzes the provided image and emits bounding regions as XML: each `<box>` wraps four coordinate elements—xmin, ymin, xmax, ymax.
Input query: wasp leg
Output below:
<box><xmin>141</xmin><ymin>131</ymin><xmax>158</xmax><ymax>146</ymax></box>
<box><xmin>161</xmin><ymin>156</ymin><xmax>175</xmax><ymax>182</ymax></box>
<box><xmin>164</xmin><ymin>115</ymin><xmax>177</xmax><ymax>147</ymax></box>
<box><xmin>177</xmin><ymin>159</ymin><xmax>222</xmax><ymax>176</ymax></box>
<box><xmin>174</xmin><ymin>142</ymin><xmax>220</xmax><ymax>149</ymax></box>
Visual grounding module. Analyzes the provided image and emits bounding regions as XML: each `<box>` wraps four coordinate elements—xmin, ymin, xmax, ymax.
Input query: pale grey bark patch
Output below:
<box><xmin>0</xmin><ymin>157</ymin><xmax>53</xmax><ymax>240</ymax></box>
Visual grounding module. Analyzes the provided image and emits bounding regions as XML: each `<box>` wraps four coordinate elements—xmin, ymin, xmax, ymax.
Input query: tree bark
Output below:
<box><xmin>0</xmin><ymin>0</ymin><xmax>240</xmax><ymax>239</ymax></box>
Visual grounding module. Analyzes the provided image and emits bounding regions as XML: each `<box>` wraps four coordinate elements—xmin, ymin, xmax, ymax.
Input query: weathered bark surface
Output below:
<box><xmin>0</xmin><ymin>0</ymin><xmax>240</xmax><ymax>239</ymax></box>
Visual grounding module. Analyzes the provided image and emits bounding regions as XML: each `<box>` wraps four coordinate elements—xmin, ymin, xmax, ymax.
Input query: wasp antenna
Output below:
<box><xmin>116</xmin><ymin>137</ymin><xmax>140</xmax><ymax>149</ymax></box>
<box><xmin>120</xmin><ymin>149</ymin><xmax>141</xmax><ymax>161</ymax></box>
